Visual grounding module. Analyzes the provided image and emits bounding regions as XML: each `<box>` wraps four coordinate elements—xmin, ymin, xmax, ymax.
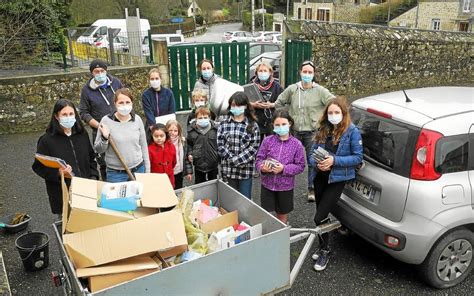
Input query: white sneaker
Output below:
<box><xmin>307</xmin><ymin>190</ymin><xmax>315</xmax><ymax>202</ymax></box>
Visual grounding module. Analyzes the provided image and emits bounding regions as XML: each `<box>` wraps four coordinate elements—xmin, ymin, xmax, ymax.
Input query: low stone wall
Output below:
<box><xmin>286</xmin><ymin>21</ymin><xmax>473</xmax><ymax>98</ymax></box>
<box><xmin>0</xmin><ymin>65</ymin><xmax>156</xmax><ymax>134</ymax></box>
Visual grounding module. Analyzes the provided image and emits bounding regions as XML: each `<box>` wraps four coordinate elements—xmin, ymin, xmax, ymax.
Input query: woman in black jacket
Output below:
<box><xmin>32</xmin><ymin>99</ymin><xmax>98</xmax><ymax>216</ymax></box>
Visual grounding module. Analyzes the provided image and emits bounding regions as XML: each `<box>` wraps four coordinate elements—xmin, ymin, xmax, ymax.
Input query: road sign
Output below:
<box><xmin>171</xmin><ymin>17</ymin><xmax>184</xmax><ymax>23</ymax></box>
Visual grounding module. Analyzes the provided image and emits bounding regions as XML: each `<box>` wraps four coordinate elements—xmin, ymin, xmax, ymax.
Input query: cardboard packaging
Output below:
<box><xmin>89</xmin><ymin>269</ymin><xmax>157</xmax><ymax>292</ymax></box>
<box><xmin>63</xmin><ymin>210</ymin><xmax>188</xmax><ymax>269</ymax></box>
<box><xmin>200</xmin><ymin>210</ymin><xmax>238</xmax><ymax>234</ymax></box>
<box><xmin>61</xmin><ymin>173</ymin><xmax>178</xmax><ymax>233</ymax></box>
<box><xmin>76</xmin><ymin>256</ymin><xmax>160</xmax><ymax>278</ymax></box>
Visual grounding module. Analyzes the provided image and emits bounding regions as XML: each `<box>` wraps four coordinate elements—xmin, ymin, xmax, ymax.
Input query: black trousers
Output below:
<box><xmin>313</xmin><ymin>172</ymin><xmax>346</xmax><ymax>251</ymax></box>
<box><xmin>174</xmin><ymin>172</ymin><xmax>183</xmax><ymax>189</ymax></box>
<box><xmin>195</xmin><ymin>169</ymin><xmax>218</xmax><ymax>184</ymax></box>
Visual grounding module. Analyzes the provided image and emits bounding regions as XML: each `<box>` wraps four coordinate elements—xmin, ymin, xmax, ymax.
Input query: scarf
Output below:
<box><xmin>170</xmin><ymin>136</ymin><xmax>184</xmax><ymax>174</ymax></box>
<box><xmin>252</xmin><ymin>76</ymin><xmax>274</xmax><ymax>92</ymax></box>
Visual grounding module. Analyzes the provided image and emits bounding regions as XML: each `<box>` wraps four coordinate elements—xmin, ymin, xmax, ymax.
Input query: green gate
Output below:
<box><xmin>168</xmin><ymin>42</ymin><xmax>249</xmax><ymax>111</ymax></box>
<box><xmin>284</xmin><ymin>39</ymin><xmax>312</xmax><ymax>87</ymax></box>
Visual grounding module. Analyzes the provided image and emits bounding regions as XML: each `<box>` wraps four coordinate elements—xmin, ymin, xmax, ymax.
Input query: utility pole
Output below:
<box><xmin>251</xmin><ymin>0</ymin><xmax>255</xmax><ymax>34</ymax></box>
<box><xmin>262</xmin><ymin>0</ymin><xmax>265</xmax><ymax>31</ymax></box>
<box><xmin>387</xmin><ymin>0</ymin><xmax>391</xmax><ymax>24</ymax></box>
<box><xmin>414</xmin><ymin>0</ymin><xmax>419</xmax><ymax>28</ymax></box>
<box><xmin>286</xmin><ymin>0</ymin><xmax>290</xmax><ymax>20</ymax></box>
<box><xmin>192</xmin><ymin>0</ymin><xmax>197</xmax><ymax>36</ymax></box>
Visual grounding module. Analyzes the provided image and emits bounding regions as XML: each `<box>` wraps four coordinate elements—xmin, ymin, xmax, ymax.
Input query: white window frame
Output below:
<box><xmin>462</xmin><ymin>0</ymin><xmax>471</xmax><ymax>12</ymax></box>
<box><xmin>432</xmin><ymin>19</ymin><xmax>441</xmax><ymax>31</ymax></box>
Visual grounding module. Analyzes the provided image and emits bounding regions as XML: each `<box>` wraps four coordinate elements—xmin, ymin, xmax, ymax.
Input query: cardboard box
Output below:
<box><xmin>201</xmin><ymin>210</ymin><xmax>238</xmax><ymax>234</ymax></box>
<box><xmin>63</xmin><ymin>210</ymin><xmax>187</xmax><ymax>269</ymax></box>
<box><xmin>61</xmin><ymin>173</ymin><xmax>178</xmax><ymax>234</ymax></box>
<box><xmin>89</xmin><ymin>269</ymin><xmax>157</xmax><ymax>292</ymax></box>
<box><xmin>76</xmin><ymin>256</ymin><xmax>160</xmax><ymax>278</ymax></box>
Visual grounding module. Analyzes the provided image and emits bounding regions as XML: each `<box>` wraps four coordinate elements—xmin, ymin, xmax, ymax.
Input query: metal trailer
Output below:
<box><xmin>52</xmin><ymin>179</ymin><xmax>339</xmax><ymax>295</ymax></box>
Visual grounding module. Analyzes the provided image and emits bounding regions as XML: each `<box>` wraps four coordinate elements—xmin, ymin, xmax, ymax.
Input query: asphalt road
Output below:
<box><xmin>185</xmin><ymin>22</ymin><xmax>243</xmax><ymax>43</ymax></box>
<box><xmin>1</xmin><ymin>119</ymin><xmax>473</xmax><ymax>295</ymax></box>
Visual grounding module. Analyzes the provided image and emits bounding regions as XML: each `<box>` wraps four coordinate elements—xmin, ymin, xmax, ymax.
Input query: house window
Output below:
<box><xmin>305</xmin><ymin>8</ymin><xmax>313</xmax><ymax>20</ymax></box>
<box><xmin>355</xmin><ymin>0</ymin><xmax>360</xmax><ymax>4</ymax></box>
<box><xmin>298</xmin><ymin>8</ymin><xmax>302</xmax><ymax>19</ymax></box>
<box><xmin>459</xmin><ymin>21</ymin><xmax>469</xmax><ymax>32</ymax></box>
<box><xmin>462</xmin><ymin>0</ymin><xmax>471</xmax><ymax>12</ymax></box>
<box><xmin>432</xmin><ymin>19</ymin><xmax>440</xmax><ymax>30</ymax></box>
<box><xmin>317</xmin><ymin>9</ymin><xmax>330</xmax><ymax>22</ymax></box>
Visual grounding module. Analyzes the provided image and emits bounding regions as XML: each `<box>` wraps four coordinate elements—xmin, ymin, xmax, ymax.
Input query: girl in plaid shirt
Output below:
<box><xmin>217</xmin><ymin>92</ymin><xmax>260</xmax><ymax>199</ymax></box>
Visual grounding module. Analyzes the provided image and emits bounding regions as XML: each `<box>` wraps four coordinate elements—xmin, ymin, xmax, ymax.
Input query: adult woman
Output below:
<box><xmin>141</xmin><ymin>68</ymin><xmax>176</xmax><ymax>131</ymax></box>
<box><xmin>250</xmin><ymin>62</ymin><xmax>283</xmax><ymax>140</ymax></box>
<box><xmin>95</xmin><ymin>88</ymin><xmax>150</xmax><ymax>182</ymax></box>
<box><xmin>272</xmin><ymin>60</ymin><xmax>335</xmax><ymax>202</ymax></box>
<box><xmin>32</xmin><ymin>99</ymin><xmax>99</xmax><ymax>216</ymax></box>
<box><xmin>308</xmin><ymin>97</ymin><xmax>363</xmax><ymax>272</ymax></box>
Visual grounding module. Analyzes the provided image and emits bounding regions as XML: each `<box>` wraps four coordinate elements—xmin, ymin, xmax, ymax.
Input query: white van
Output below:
<box><xmin>77</xmin><ymin>19</ymin><xmax>151</xmax><ymax>44</ymax></box>
<box><xmin>142</xmin><ymin>34</ymin><xmax>184</xmax><ymax>56</ymax></box>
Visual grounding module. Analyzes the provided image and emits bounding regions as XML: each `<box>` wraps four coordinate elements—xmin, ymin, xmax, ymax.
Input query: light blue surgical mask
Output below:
<box><xmin>273</xmin><ymin>125</ymin><xmax>289</xmax><ymax>136</ymax></box>
<box><xmin>201</xmin><ymin>70</ymin><xmax>213</xmax><ymax>80</ymax></box>
<box><xmin>258</xmin><ymin>72</ymin><xmax>270</xmax><ymax>82</ymax></box>
<box><xmin>301</xmin><ymin>74</ymin><xmax>314</xmax><ymax>84</ymax></box>
<box><xmin>230</xmin><ymin>106</ymin><xmax>246</xmax><ymax>116</ymax></box>
<box><xmin>59</xmin><ymin>116</ymin><xmax>76</xmax><ymax>129</ymax></box>
<box><xmin>95</xmin><ymin>72</ymin><xmax>107</xmax><ymax>84</ymax></box>
<box><xmin>197</xmin><ymin>118</ymin><xmax>210</xmax><ymax>127</ymax></box>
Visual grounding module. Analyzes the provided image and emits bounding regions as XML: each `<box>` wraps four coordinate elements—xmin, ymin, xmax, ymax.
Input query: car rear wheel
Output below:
<box><xmin>419</xmin><ymin>229</ymin><xmax>474</xmax><ymax>289</ymax></box>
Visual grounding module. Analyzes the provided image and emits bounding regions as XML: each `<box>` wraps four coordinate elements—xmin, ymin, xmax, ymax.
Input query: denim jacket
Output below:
<box><xmin>309</xmin><ymin>123</ymin><xmax>363</xmax><ymax>183</ymax></box>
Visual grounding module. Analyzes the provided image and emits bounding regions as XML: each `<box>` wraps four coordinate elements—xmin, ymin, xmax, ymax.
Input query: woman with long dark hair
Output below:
<box><xmin>217</xmin><ymin>92</ymin><xmax>260</xmax><ymax>198</ymax></box>
<box><xmin>308</xmin><ymin>96</ymin><xmax>363</xmax><ymax>272</ymax></box>
<box><xmin>32</xmin><ymin>99</ymin><xmax>98</xmax><ymax>217</ymax></box>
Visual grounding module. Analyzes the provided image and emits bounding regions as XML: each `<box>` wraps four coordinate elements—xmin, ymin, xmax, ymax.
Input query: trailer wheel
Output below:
<box><xmin>419</xmin><ymin>229</ymin><xmax>474</xmax><ymax>289</ymax></box>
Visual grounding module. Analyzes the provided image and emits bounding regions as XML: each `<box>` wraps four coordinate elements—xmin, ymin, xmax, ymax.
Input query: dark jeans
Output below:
<box><xmin>92</xmin><ymin>128</ymin><xmax>107</xmax><ymax>181</ymax></box>
<box><xmin>174</xmin><ymin>172</ymin><xmax>183</xmax><ymax>189</ymax></box>
<box><xmin>294</xmin><ymin>131</ymin><xmax>315</xmax><ymax>190</ymax></box>
<box><xmin>313</xmin><ymin>172</ymin><xmax>346</xmax><ymax>251</ymax></box>
<box><xmin>227</xmin><ymin>178</ymin><xmax>253</xmax><ymax>199</ymax></box>
<box><xmin>195</xmin><ymin>169</ymin><xmax>218</xmax><ymax>184</ymax></box>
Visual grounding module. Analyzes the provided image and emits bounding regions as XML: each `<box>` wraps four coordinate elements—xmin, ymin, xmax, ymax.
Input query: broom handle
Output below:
<box><xmin>108</xmin><ymin>135</ymin><xmax>136</xmax><ymax>181</ymax></box>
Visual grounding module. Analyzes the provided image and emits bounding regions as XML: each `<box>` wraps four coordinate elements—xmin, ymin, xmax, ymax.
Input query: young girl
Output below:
<box><xmin>166</xmin><ymin>120</ymin><xmax>192</xmax><ymax>189</ymax></box>
<box><xmin>217</xmin><ymin>92</ymin><xmax>260</xmax><ymax>199</ymax></box>
<box><xmin>187</xmin><ymin>107</ymin><xmax>219</xmax><ymax>184</ymax></box>
<box><xmin>148</xmin><ymin>124</ymin><xmax>177</xmax><ymax>188</ymax></box>
<box><xmin>255</xmin><ymin>110</ymin><xmax>306</xmax><ymax>224</ymax></box>
<box><xmin>186</xmin><ymin>89</ymin><xmax>216</xmax><ymax>127</ymax></box>
<box><xmin>308</xmin><ymin>96</ymin><xmax>363</xmax><ymax>272</ymax></box>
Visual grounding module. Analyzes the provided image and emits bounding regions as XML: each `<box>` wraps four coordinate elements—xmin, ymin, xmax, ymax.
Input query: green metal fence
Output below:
<box><xmin>168</xmin><ymin>42</ymin><xmax>249</xmax><ymax>111</ymax></box>
<box><xmin>284</xmin><ymin>39</ymin><xmax>312</xmax><ymax>86</ymax></box>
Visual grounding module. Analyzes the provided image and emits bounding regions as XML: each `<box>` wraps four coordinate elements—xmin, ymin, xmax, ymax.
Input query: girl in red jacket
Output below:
<box><xmin>148</xmin><ymin>124</ymin><xmax>177</xmax><ymax>187</ymax></box>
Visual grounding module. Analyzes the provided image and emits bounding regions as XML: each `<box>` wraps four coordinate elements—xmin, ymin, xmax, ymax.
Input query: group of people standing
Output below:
<box><xmin>32</xmin><ymin>57</ymin><xmax>363</xmax><ymax>272</ymax></box>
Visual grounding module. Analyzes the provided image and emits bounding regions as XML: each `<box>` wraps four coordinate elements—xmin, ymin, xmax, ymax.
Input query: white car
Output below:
<box><xmin>222</xmin><ymin>31</ymin><xmax>254</xmax><ymax>43</ymax></box>
<box><xmin>252</xmin><ymin>31</ymin><xmax>279</xmax><ymax>42</ymax></box>
<box><xmin>93</xmin><ymin>35</ymin><xmax>128</xmax><ymax>52</ymax></box>
<box><xmin>265</xmin><ymin>33</ymin><xmax>282</xmax><ymax>45</ymax></box>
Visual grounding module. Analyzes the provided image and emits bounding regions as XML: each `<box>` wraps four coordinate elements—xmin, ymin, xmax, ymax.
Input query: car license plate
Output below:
<box><xmin>347</xmin><ymin>179</ymin><xmax>376</xmax><ymax>202</ymax></box>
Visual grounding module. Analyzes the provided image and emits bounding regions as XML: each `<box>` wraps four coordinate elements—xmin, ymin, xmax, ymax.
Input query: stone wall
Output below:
<box><xmin>389</xmin><ymin>1</ymin><xmax>461</xmax><ymax>31</ymax></box>
<box><xmin>286</xmin><ymin>20</ymin><xmax>473</xmax><ymax>98</ymax></box>
<box><xmin>0</xmin><ymin>65</ymin><xmax>156</xmax><ymax>134</ymax></box>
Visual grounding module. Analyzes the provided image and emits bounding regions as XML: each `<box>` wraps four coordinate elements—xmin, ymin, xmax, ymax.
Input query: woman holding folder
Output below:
<box><xmin>32</xmin><ymin>99</ymin><xmax>99</xmax><ymax>217</ymax></box>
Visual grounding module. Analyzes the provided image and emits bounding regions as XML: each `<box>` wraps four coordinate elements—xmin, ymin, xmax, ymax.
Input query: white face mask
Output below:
<box><xmin>328</xmin><ymin>114</ymin><xmax>343</xmax><ymax>125</ymax></box>
<box><xmin>117</xmin><ymin>105</ymin><xmax>132</xmax><ymax>116</ymax></box>
<box><xmin>194</xmin><ymin>101</ymin><xmax>206</xmax><ymax>108</ymax></box>
<box><xmin>150</xmin><ymin>79</ymin><xmax>161</xmax><ymax>90</ymax></box>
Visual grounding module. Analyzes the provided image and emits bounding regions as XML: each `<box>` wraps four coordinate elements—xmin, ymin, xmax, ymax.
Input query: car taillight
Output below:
<box><xmin>410</xmin><ymin>128</ymin><xmax>443</xmax><ymax>180</ymax></box>
<box><xmin>384</xmin><ymin>235</ymin><xmax>400</xmax><ymax>248</ymax></box>
<box><xmin>95</xmin><ymin>42</ymin><xmax>102</xmax><ymax>46</ymax></box>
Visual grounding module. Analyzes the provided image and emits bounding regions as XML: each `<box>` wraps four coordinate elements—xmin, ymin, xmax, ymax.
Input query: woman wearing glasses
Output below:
<box><xmin>249</xmin><ymin>62</ymin><xmax>283</xmax><ymax>140</ymax></box>
<box><xmin>271</xmin><ymin>60</ymin><xmax>335</xmax><ymax>202</ymax></box>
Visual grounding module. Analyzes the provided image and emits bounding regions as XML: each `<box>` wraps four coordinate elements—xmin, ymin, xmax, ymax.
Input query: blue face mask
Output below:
<box><xmin>59</xmin><ymin>116</ymin><xmax>76</xmax><ymax>129</ymax></box>
<box><xmin>230</xmin><ymin>106</ymin><xmax>246</xmax><ymax>116</ymax></box>
<box><xmin>301</xmin><ymin>74</ymin><xmax>314</xmax><ymax>84</ymax></box>
<box><xmin>258</xmin><ymin>72</ymin><xmax>270</xmax><ymax>82</ymax></box>
<box><xmin>201</xmin><ymin>70</ymin><xmax>213</xmax><ymax>80</ymax></box>
<box><xmin>95</xmin><ymin>72</ymin><xmax>107</xmax><ymax>84</ymax></box>
<box><xmin>197</xmin><ymin>118</ymin><xmax>210</xmax><ymax>127</ymax></box>
<box><xmin>273</xmin><ymin>125</ymin><xmax>290</xmax><ymax>136</ymax></box>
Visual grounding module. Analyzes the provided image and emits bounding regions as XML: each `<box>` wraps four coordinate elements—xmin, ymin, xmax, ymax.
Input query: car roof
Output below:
<box><xmin>352</xmin><ymin>86</ymin><xmax>474</xmax><ymax>126</ymax></box>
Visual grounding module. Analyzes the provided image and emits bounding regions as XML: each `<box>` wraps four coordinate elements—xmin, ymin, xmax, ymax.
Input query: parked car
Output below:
<box><xmin>265</xmin><ymin>33</ymin><xmax>282</xmax><ymax>45</ymax></box>
<box><xmin>249</xmin><ymin>42</ymin><xmax>281</xmax><ymax>60</ymax></box>
<box><xmin>248</xmin><ymin>51</ymin><xmax>281</xmax><ymax>80</ymax></box>
<box><xmin>333</xmin><ymin>86</ymin><xmax>474</xmax><ymax>289</ymax></box>
<box><xmin>222</xmin><ymin>31</ymin><xmax>254</xmax><ymax>43</ymax></box>
<box><xmin>93</xmin><ymin>35</ymin><xmax>129</xmax><ymax>52</ymax></box>
<box><xmin>252</xmin><ymin>31</ymin><xmax>279</xmax><ymax>42</ymax></box>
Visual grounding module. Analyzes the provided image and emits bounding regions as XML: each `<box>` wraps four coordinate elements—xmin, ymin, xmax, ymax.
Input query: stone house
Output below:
<box><xmin>293</xmin><ymin>0</ymin><xmax>373</xmax><ymax>23</ymax></box>
<box><xmin>389</xmin><ymin>0</ymin><xmax>473</xmax><ymax>32</ymax></box>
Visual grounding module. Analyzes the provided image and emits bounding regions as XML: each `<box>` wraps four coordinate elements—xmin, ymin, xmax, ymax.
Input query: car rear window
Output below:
<box><xmin>435</xmin><ymin>134</ymin><xmax>469</xmax><ymax>174</ymax></box>
<box><xmin>351</xmin><ymin>108</ymin><xmax>421</xmax><ymax>177</ymax></box>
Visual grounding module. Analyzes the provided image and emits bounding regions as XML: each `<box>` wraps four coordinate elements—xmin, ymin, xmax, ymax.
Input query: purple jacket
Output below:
<box><xmin>256</xmin><ymin>135</ymin><xmax>306</xmax><ymax>191</ymax></box>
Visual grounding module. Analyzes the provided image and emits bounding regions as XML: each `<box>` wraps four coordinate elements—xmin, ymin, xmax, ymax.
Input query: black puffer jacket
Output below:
<box><xmin>32</xmin><ymin>130</ymin><xmax>98</xmax><ymax>214</ymax></box>
<box><xmin>186</xmin><ymin>122</ymin><xmax>219</xmax><ymax>173</ymax></box>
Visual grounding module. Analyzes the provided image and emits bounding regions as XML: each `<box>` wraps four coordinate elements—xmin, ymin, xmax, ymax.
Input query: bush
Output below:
<box><xmin>360</xmin><ymin>0</ymin><xmax>417</xmax><ymax>24</ymax></box>
<box><xmin>242</xmin><ymin>11</ymin><xmax>273</xmax><ymax>31</ymax></box>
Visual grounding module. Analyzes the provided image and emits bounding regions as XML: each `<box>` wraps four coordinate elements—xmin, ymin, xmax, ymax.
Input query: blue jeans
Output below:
<box><xmin>106</xmin><ymin>163</ymin><xmax>145</xmax><ymax>183</ymax></box>
<box><xmin>295</xmin><ymin>131</ymin><xmax>316</xmax><ymax>190</ymax></box>
<box><xmin>227</xmin><ymin>178</ymin><xmax>253</xmax><ymax>199</ymax></box>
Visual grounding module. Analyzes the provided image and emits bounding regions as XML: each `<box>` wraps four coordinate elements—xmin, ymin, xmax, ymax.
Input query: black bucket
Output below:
<box><xmin>15</xmin><ymin>231</ymin><xmax>50</xmax><ymax>271</ymax></box>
